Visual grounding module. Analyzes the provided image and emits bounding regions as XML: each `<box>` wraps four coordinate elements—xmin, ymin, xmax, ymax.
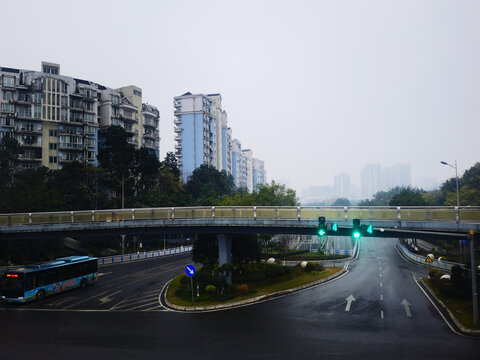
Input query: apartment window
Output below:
<box><xmin>43</xmin><ymin>66</ymin><xmax>58</xmax><ymax>75</ymax></box>
<box><xmin>19</xmin><ymin>106</ymin><xmax>32</xmax><ymax>118</ymax></box>
<box><xmin>33</xmin><ymin>93</ymin><xmax>41</xmax><ymax>104</ymax></box>
<box><xmin>113</xmin><ymin>118</ymin><xmax>120</xmax><ymax>126</ymax></box>
<box><xmin>124</xmin><ymin>111</ymin><xmax>133</xmax><ymax>119</ymax></box>
<box><xmin>85</xmin><ymin>126</ymin><xmax>95</xmax><ymax>135</ymax></box>
<box><xmin>49</xmin><ymin>143</ymin><xmax>57</xmax><ymax>150</ymax></box>
<box><xmin>2</xmin><ymin>91</ymin><xmax>13</xmax><ymax>101</ymax></box>
<box><xmin>1</xmin><ymin>103</ymin><xmax>14</xmax><ymax>113</ymax></box>
<box><xmin>133</xmin><ymin>89</ymin><xmax>142</xmax><ymax>97</ymax></box>
<box><xmin>112</xmin><ymin>107</ymin><xmax>118</xmax><ymax>116</ymax></box>
<box><xmin>84</xmin><ymin>101</ymin><xmax>93</xmax><ymax>111</ymax></box>
<box><xmin>85</xmin><ymin>113</ymin><xmax>94</xmax><ymax>122</ymax></box>
<box><xmin>61</xmin><ymin>82</ymin><xmax>68</xmax><ymax>93</ymax></box>
<box><xmin>49</xmin><ymin>130</ymin><xmax>58</xmax><ymax>137</ymax></box>
<box><xmin>61</xmin><ymin>109</ymin><xmax>67</xmax><ymax>121</ymax></box>
<box><xmin>112</xmin><ymin>95</ymin><xmax>118</xmax><ymax>105</ymax></box>
<box><xmin>84</xmin><ymin>89</ymin><xmax>92</xmax><ymax>98</ymax></box>
<box><xmin>19</xmin><ymin>92</ymin><xmax>32</xmax><ymax>102</ymax></box>
<box><xmin>61</xmin><ymin>96</ymin><xmax>68</xmax><ymax>107</ymax></box>
<box><xmin>2</xmin><ymin>76</ymin><xmax>15</xmax><ymax>87</ymax></box>
<box><xmin>49</xmin><ymin>156</ymin><xmax>57</xmax><ymax>163</ymax></box>
<box><xmin>33</xmin><ymin>105</ymin><xmax>41</xmax><ymax>118</ymax></box>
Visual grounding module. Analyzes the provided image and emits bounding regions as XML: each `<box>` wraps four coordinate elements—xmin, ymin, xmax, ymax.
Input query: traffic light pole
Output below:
<box><xmin>469</xmin><ymin>230</ymin><xmax>478</xmax><ymax>327</ymax></box>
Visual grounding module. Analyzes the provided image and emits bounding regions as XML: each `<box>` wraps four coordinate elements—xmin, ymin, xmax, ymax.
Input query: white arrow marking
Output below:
<box><xmin>345</xmin><ymin>295</ymin><xmax>356</xmax><ymax>312</ymax></box>
<box><xmin>401</xmin><ymin>299</ymin><xmax>412</xmax><ymax>317</ymax></box>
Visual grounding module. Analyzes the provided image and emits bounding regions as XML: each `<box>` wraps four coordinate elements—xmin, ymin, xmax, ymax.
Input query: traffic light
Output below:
<box><xmin>366</xmin><ymin>224</ymin><xmax>373</xmax><ymax>235</ymax></box>
<box><xmin>352</xmin><ymin>219</ymin><xmax>361</xmax><ymax>239</ymax></box>
<box><xmin>318</xmin><ymin>216</ymin><xmax>326</xmax><ymax>237</ymax></box>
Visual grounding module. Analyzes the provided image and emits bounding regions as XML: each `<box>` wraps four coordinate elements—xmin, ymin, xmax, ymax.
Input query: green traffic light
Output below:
<box><xmin>367</xmin><ymin>224</ymin><xmax>373</xmax><ymax>234</ymax></box>
<box><xmin>318</xmin><ymin>228</ymin><xmax>326</xmax><ymax>237</ymax></box>
<box><xmin>353</xmin><ymin>231</ymin><xmax>361</xmax><ymax>239</ymax></box>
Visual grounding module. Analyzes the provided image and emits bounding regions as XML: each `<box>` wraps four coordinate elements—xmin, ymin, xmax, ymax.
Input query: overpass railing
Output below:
<box><xmin>0</xmin><ymin>206</ymin><xmax>479</xmax><ymax>227</ymax></box>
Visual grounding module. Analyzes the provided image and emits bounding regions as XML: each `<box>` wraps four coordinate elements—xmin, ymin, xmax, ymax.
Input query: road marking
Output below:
<box><xmin>380</xmin><ymin>294</ymin><xmax>383</xmax><ymax>301</ymax></box>
<box><xmin>98</xmin><ymin>272</ymin><xmax>112</xmax><ymax>277</ymax></box>
<box><xmin>345</xmin><ymin>295</ymin><xmax>356</xmax><ymax>312</ymax></box>
<box><xmin>379</xmin><ymin>267</ymin><xmax>382</xmax><ymax>271</ymax></box>
<box><xmin>99</xmin><ymin>290</ymin><xmax>122</xmax><ymax>304</ymax></box>
<box><xmin>401</xmin><ymin>299</ymin><xmax>412</xmax><ymax>317</ymax></box>
<box><xmin>379</xmin><ymin>273</ymin><xmax>382</xmax><ymax>278</ymax></box>
<box><xmin>380</xmin><ymin>282</ymin><xmax>383</xmax><ymax>287</ymax></box>
<box><xmin>381</xmin><ymin>310</ymin><xmax>384</xmax><ymax>319</ymax></box>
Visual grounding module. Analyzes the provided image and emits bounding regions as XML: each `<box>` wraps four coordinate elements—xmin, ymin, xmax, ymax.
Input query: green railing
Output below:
<box><xmin>0</xmin><ymin>206</ymin><xmax>479</xmax><ymax>228</ymax></box>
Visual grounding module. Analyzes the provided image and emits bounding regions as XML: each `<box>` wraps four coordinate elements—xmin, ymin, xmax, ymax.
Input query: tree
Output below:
<box><xmin>185</xmin><ymin>164</ymin><xmax>235</xmax><ymax>205</ymax></box>
<box><xmin>192</xmin><ymin>234</ymin><xmax>219</xmax><ymax>267</ymax></box>
<box><xmin>0</xmin><ymin>137</ymin><xmax>19</xmax><ymax>188</ymax></box>
<box><xmin>359</xmin><ymin>187</ymin><xmax>404</xmax><ymax>206</ymax></box>
<box><xmin>332</xmin><ymin>198</ymin><xmax>351</xmax><ymax>206</ymax></box>
<box><xmin>232</xmin><ymin>234</ymin><xmax>261</xmax><ymax>264</ymax></box>
<box><xmin>253</xmin><ymin>181</ymin><xmax>298</xmax><ymax>206</ymax></box>
<box><xmin>389</xmin><ymin>187</ymin><xmax>426</xmax><ymax>206</ymax></box>
<box><xmin>97</xmin><ymin>126</ymin><xmax>136</xmax><ymax>207</ymax></box>
<box><xmin>162</xmin><ymin>151</ymin><xmax>181</xmax><ymax>180</ymax></box>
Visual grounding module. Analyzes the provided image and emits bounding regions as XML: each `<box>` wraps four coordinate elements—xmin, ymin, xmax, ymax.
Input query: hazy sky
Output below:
<box><xmin>3</xmin><ymin>0</ymin><xmax>479</xmax><ymax>193</ymax></box>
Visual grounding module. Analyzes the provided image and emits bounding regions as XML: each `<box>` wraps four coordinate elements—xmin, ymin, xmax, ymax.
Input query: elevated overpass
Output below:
<box><xmin>1</xmin><ymin>206</ymin><xmax>479</xmax><ymax>240</ymax></box>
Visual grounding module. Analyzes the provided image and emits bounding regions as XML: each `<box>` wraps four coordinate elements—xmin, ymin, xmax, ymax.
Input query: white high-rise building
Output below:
<box><xmin>361</xmin><ymin>163</ymin><xmax>412</xmax><ymax>199</ymax></box>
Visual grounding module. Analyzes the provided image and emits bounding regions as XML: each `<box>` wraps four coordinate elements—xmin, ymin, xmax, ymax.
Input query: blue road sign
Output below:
<box><xmin>463</xmin><ymin>240</ymin><xmax>468</xmax><ymax>245</ymax></box>
<box><xmin>185</xmin><ymin>264</ymin><xmax>196</xmax><ymax>277</ymax></box>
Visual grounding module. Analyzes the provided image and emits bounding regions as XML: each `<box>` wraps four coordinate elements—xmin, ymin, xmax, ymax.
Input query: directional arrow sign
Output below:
<box><xmin>345</xmin><ymin>295</ymin><xmax>356</xmax><ymax>312</ymax></box>
<box><xmin>401</xmin><ymin>299</ymin><xmax>412</xmax><ymax>317</ymax></box>
<box><xmin>185</xmin><ymin>264</ymin><xmax>196</xmax><ymax>277</ymax></box>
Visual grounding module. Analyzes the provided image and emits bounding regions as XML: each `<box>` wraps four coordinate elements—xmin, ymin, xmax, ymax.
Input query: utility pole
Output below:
<box><xmin>469</xmin><ymin>230</ymin><xmax>478</xmax><ymax>327</ymax></box>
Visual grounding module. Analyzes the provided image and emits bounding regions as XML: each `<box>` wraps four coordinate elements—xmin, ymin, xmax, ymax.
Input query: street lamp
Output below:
<box><xmin>121</xmin><ymin>174</ymin><xmax>136</xmax><ymax>209</ymax></box>
<box><xmin>440</xmin><ymin>160</ymin><xmax>459</xmax><ymax>207</ymax></box>
<box><xmin>441</xmin><ymin>160</ymin><xmax>462</xmax><ymax>263</ymax></box>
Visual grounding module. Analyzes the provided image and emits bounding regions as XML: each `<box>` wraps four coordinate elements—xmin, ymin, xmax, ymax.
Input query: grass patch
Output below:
<box><xmin>424</xmin><ymin>278</ymin><xmax>480</xmax><ymax>330</ymax></box>
<box><xmin>167</xmin><ymin>267</ymin><xmax>343</xmax><ymax>307</ymax></box>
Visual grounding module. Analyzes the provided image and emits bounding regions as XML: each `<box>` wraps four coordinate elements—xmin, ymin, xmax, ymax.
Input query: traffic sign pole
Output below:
<box><xmin>190</xmin><ymin>277</ymin><xmax>194</xmax><ymax>304</ymax></box>
<box><xmin>185</xmin><ymin>264</ymin><xmax>196</xmax><ymax>304</ymax></box>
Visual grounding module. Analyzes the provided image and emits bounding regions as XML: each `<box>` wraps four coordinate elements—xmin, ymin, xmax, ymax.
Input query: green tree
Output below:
<box><xmin>232</xmin><ymin>234</ymin><xmax>261</xmax><ymax>264</ymax></box>
<box><xmin>253</xmin><ymin>181</ymin><xmax>298</xmax><ymax>206</ymax></box>
<box><xmin>97</xmin><ymin>126</ymin><xmax>136</xmax><ymax>208</ymax></box>
<box><xmin>332</xmin><ymin>198</ymin><xmax>351</xmax><ymax>206</ymax></box>
<box><xmin>389</xmin><ymin>187</ymin><xmax>426</xmax><ymax>206</ymax></box>
<box><xmin>359</xmin><ymin>187</ymin><xmax>404</xmax><ymax>206</ymax></box>
<box><xmin>185</xmin><ymin>164</ymin><xmax>235</xmax><ymax>205</ymax></box>
<box><xmin>0</xmin><ymin>137</ymin><xmax>19</xmax><ymax>188</ymax></box>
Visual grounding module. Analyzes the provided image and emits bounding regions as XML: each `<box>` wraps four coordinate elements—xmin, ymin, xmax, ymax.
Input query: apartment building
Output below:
<box><xmin>0</xmin><ymin>62</ymin><xmax>160</xmax><ymax>170</ymax></box>
<box><xmin>174</xmin><ymin>91</ymin><xmax>266</xmax><ymax>190</ymax></box>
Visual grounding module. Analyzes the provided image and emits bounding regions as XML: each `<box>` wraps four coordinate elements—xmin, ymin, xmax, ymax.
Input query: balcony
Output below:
<box><xmin>19</xmin><ymin>140</ymin><xmax>42</xmax><ymax>148</ymax></box>
<box><xmin>174</xmin><ymin>126</ymin><xmax>182</xmax><ymax>133</ymax></box>
<box><xmin>174</xmin><ymin>101</ymin><xmax>181</xmax><ymax>108</ymax></box>
<box><xmin>59</xmin><ymin>142</ymin><xmax>83</xmax><ymax>150</ymax></box>
<box><xmin>127</xmin><ymin>138</ymin><xmax>138</xmax><ymax>145</ymax></box>
<box><xmin>175</xmin><ymin>151</ymin><xmax>182</xmax><ymax>157</ymax></box>
<box><xmin>174</xmin><ymin>135</ymin><xmax>182</xmax><ymax>141</ymax></box>
<box><xmin>174</xmin><ymin>144</ymin><xmax>182</xmax><ymax>150</ymax></box>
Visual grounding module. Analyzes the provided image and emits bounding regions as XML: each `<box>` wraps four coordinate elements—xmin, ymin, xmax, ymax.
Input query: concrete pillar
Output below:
<box><xmin>217</xmin><ymin>234</ymin><xmax>232</xmax><ymax>284</ymax></box>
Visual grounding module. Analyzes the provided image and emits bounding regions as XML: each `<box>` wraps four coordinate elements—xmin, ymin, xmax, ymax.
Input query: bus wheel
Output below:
<box><xmin>37</xmin><ymin>290</ymin><xmax>45</xmax><ymax>301</ymax></box>
<box><xmin>80</xmin><ymin>278</ymin><xmax>87</xmax><ymax>288</ymax></box>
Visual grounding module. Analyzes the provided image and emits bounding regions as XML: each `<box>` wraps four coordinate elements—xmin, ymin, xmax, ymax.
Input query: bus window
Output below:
<box><xmin>3</xmin><ymin>274</ymin><xmax>24</xmax><ymax>298</ymax></box>
<box><xmin>25</xmin><ymin>274</ymin><xmax>35</xmax><ymax>291</ymax></box>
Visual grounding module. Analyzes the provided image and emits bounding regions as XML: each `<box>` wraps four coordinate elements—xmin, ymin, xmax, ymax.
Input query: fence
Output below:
<box><xmin>98</xmin><ymin>245</ymin><xmax>192</xmax><ymax>267</ymax></box>
<box><xmin>396</xmin><ymin>241</ymin><xmax>461</xmax><ymax>271</ymax></box>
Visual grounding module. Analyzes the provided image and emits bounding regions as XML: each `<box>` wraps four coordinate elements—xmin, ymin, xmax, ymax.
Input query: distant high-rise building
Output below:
<box><xmin>253</xmin><ymin>158</ymin><xmax>266</xmax><ymax>191</ymax></box>
<box><xmin>361</xmin><ymin>163</ymin><xmax>412</xmax><ymax>199</ymax></box>
<box><xmin>0</xmin><ymin>62</ymin><xmax>160</xmax><ymax>170</ymax></box>
<box><xmin>334</xmin><ymin>173</ymin><xmax>351</xmax><ymax>197</ymax></box>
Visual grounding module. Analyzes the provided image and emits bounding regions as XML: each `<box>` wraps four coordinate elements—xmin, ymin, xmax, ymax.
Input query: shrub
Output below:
<box><xmin>236</xmin><ymin>284</ymin><xmax>249</xmax><ymax>294</ymax></box>
<box><xmin>180</xmin><ymin>275</ymin><xmax>189</xmax><ymax>285</ymax></box>
<box><xmin>205</xmin><ymin>284</ymin><xmax>216</xmax><ymax>295</ymax></box>
<box><xmin>305</xmin><ymin>262</ymin><xmax>316</xmax><ymax>272</ymax></box>
<box><xmin>428</xmin><ymin>268</ymin><xmax>440</xmax><ymax>279</ymax></box>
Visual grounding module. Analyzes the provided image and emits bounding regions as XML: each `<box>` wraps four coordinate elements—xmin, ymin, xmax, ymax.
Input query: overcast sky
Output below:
<box><xmin>3</xmin><ymin>0</ymin><xmax>480</xmax><ymax>194</ymax></box>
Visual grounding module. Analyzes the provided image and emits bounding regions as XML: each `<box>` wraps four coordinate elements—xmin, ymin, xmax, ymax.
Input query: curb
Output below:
<box><xmin>418</xmin><ymin>278</ymin><xmax>480</xmax><ymax>337</ymax></box>
<box><xmin>163</xmin><ymin>268</ymin><xmax>347</xmax><ymax>312</ymax></box>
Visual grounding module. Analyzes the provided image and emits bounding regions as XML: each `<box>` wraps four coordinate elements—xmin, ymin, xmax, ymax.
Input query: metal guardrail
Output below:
<box><xmin>0</xmin><ymin>206</ymin><xmax>479</xmax><ymax>227</ymax></box>
<box><xmin>396</xmin><ymin>241</ymin><xmax>461</xmax><ymax>271</ymax></box>
<box><xmin>97</xmin><ymin>245</ymin><xmax>192</xmax><ymax>267</ymax></box>
<box><xmin>0</xmin><ymin>246</ymin><xmax>193</xmax><ymax>273</ymax></box>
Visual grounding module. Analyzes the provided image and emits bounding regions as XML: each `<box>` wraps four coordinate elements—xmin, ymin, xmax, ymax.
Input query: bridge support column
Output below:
<box><xmin>217</xmin><ymin>234</ymin><xmax>232</xmax><ymax>284</ymax></box>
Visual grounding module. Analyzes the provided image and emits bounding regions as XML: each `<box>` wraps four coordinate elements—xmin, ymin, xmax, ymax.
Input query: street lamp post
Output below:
<box><xmin>441</xmin><ymin>160</ymin><xmax>461</xmax><ymax>261</ymax></box>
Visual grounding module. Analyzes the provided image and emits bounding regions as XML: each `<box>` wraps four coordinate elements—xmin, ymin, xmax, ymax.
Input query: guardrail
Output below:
<box><xmin>97</xmin><ymin>245</ymin><xmax>192</xmax><ymax>267</ymax></box>
<box><xmin>396</xmin><ymin>241</ymin><xmax>461</xmax><ymax>271</ymax></box>
<box><xmin>0</xmin><ymin>246</ymin><xmax>193</xmax><ymax>273</ymax></box>
<box><xmin>0</xmin><ymin>206</ymin><xmax>479</xmax><ymax>227</ymax></box>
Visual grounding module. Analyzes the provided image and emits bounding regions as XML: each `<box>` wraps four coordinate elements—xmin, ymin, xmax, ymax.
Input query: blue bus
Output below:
<box><xmin>2</xmin><ymin>256</ymin><xmax>98</xmax><ymax>303</ymax></box>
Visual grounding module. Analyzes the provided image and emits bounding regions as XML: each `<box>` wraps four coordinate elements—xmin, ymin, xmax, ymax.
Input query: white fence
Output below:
<box><xmin>98</xmin><ymin>246</ymin><xmax>192</xmax><ymax>267</ymax></box>
<box><xmin>396</xmin><ymin>241</ymin><xmax>461</xmax><ymax>271</ymax></box>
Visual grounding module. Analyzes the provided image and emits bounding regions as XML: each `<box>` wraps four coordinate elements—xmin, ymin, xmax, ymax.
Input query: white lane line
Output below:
<box><xmin>380</xmin><ymin>294</ymin><xmax>383</xmax><ymax>301</ymax></box>
<box><xmin>112</xmin><ymin>296</ymin><xmax>158</xmax><ymax>310</ymax></box>
<box><xmin>129</xmin><ymin>301</ymin><xmax>161</xmax><ymax>310</ymax></box>
<box><xmin>380</xmin><ymin>282</ymin><xmax>383</xmax><ymax>287</ymax></box>
<box><xmin>379</xmin><ymin>273</ymin><xmax>382</xmax><ymax>278</ymax></box>
<box><xmin>381</xmin><ymin>310</ymin><xmax>384</xmax><ymax>319</ymax></box>
<box><xmin>99</xmin><ymin>290</ymin><xmax>122</xmax><ymax>304</ymax></box>
<box><xmin>98</xmin><ymin>272</ymin><xmax>112</xmax><ymax>277</ymax></box>
<box><xmin>379</xmin><ymin>267</ymin><xmax>382</xmax><ymax>271</ymax></box>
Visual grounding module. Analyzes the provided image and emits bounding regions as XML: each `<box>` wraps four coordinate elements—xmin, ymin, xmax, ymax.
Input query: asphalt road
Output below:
<box><xmin>2</xmin><ymin>238</ymin><xmax>480</xmax><ymax>359</ymax></box>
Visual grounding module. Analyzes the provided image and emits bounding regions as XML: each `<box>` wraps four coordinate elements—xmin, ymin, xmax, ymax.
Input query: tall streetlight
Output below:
<box><xmin>440</xmin><ymin>160</ymin><xmax>459</xmax><ymax>207</ymax></box>
<box><xmin>441</xmin><ymin>160</ymin><xmax>462</xmax><ymax>263</ymax></box>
